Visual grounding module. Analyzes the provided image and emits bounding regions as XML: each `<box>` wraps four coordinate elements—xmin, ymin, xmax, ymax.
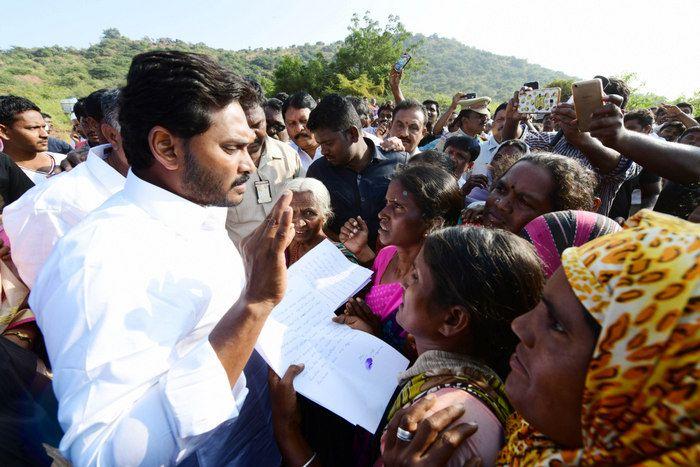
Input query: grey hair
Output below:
<box><xmin>101</xmin><ymin>88</ymin><xmax>121</xmax><ymax>131</ymax></box>
<box><xmin>284</xmin><ymin>177</ymin><xmax>334</xmax><ymax>222</ymax></box>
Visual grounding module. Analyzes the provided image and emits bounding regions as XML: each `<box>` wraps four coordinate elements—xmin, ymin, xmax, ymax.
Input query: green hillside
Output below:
<box><xmin>0</xmin><ymin>26</ymin><xmax>577</xmax><ymax>131</ymax></box>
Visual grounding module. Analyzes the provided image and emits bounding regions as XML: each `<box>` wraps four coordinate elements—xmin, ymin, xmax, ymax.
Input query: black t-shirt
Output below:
<box><xmin>0</xmin><ymin>152</ymin><xmax>34</xmax><ymax>211</ymax></box>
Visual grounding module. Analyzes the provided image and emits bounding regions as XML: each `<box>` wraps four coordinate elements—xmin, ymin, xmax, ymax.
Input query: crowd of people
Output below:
<box><xmin>0</xmin><ymin>49</ymin><xmax>698</xmax><ymax>466</ymax></box>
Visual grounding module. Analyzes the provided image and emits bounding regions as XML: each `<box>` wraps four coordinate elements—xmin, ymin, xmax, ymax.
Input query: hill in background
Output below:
<box><xmin>2</xmin><ymin>27</ymin><xmax>577</xmax><ymax>131</ymax></box>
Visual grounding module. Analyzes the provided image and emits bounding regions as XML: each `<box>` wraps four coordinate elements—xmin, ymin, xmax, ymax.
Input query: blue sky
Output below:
<box><xmin>3</xmin><ymin>0</ymin><xmax>697</xmax><ymax>98</ymax></box>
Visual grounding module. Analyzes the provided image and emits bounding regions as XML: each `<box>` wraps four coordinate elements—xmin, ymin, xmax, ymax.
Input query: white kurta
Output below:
<box><xmin>29</xmin><ymin>171</ymin><xmax>248</xmax><ymax>466</ymax></box>
<box><xmin>4</xmin><ymin>144</ymin><xmax>125</xmax><ymax>288</ymax></box>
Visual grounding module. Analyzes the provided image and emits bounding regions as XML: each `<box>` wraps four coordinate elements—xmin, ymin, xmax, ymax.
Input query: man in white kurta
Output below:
<box><xmin>29</xmin><ymin>171</ymin><xmax>248</xmax><ymax>464</ymax></box>
<box><xmin>4</xmin><ymin>143</ymin><xmax>126</xmax><ymax>288</ymax></box>
<box><xmin>27</xmin><ymin>50</ymin><xmax>293</xmax><ymax>466</ymax></box>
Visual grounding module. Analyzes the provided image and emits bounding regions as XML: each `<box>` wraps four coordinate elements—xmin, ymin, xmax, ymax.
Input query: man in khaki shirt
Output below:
<box><xmin>226</xmin><ymin>91</ymin><xmax>301</xmax><ymax>245</ymax></box>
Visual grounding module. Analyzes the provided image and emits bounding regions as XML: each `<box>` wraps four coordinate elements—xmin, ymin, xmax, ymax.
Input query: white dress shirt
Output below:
<box><xmin>29</xmin><ymin>171</ymin><xmax>248</xmax><ymax>466</ymax></box>
<box><xmin>288</xmin><ymin>140</ymin><xmax>322</xmax><ymax>174</ymax></box>
<box><xmin>19</xmin><ymin>151</ymin><xmax>68</xmax><ymax>185</ymax></box>
<box><xmin>4</xmin><ymin>144</ymin><xmax>125</xmax><ymax>288</ymax></box>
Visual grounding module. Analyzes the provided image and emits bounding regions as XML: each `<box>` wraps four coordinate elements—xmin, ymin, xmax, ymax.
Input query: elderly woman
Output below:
<box><xmin>284</xmin><ymin>178</ymin><xmax>355</xmax><ymax>266</ymax></box>
<box><xmin>336</xmin><ymin>165</ymin><xmax>463</xmax><ymax>352</ymax></box>
<box><xmin>382</xmin><ymin>210</ymin><xmax>699</xmax><ymax>465</ymax></box>
<box><xmin>270</xmin><ymin>226</ymin><xmax>546</xmax><ymax>466</ymax></box>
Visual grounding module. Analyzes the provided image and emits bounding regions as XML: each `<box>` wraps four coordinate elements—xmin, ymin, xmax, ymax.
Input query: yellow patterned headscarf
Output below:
<box><xmin>498</xmin><ymin>210</ymin><xmax>700</xmax><ymax>465</ymax></box>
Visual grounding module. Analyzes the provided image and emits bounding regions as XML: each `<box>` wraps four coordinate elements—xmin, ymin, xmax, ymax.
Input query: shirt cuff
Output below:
<box><xmin>161</xmin><ymin>339</ymin><xmax>248</xmax><ymax>439</ymax></box>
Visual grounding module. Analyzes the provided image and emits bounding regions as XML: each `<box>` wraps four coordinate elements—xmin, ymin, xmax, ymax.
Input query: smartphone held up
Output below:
<box><xmin>518</xmin><ymin>88</ymin><xmax>560</xmax><ymax>114</ymax></box>
<box><xmin>394</xmin><ymin>53</ymin><xmax>411</xmax><ymax>72</ymax></box>
<box><xmin>572</xmin><ymin>78</ymin><xmax>605</xmax><ymax>132</ymax></box>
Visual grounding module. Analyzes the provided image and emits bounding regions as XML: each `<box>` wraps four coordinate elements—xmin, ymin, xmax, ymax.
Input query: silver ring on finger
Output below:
<box><xmin>396</xmin><ymin>427</ymin><xmax>414</xmax><ymax>442</ymax></box>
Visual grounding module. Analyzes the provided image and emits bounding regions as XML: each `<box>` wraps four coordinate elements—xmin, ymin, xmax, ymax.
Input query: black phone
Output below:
<box><xmin>524</xmin><ymin>81</ymin><xmax>539</xmax><ymax>90</ymax></box>
<box><xmin>465</xmin><ymin>93</ymin><xmax>477</xmax><ymax>99</ymax></box>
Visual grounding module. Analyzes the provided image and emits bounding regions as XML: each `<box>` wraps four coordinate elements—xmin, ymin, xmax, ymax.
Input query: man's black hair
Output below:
<box><xmin>282</xmin><ymin>92</ymin><xmax>317</xmax><ymax>119</ymax></box>
<box><xmin>679</xmin><ymin>125</ymin><xmax>700</xmax><ymax>141</ymax></box>
<box><xmin>83</xmin><ymin>89</ymin><xmax>109</xmax><ymax>122</ymax></box>
<box><xmin>0</xmin><ymin>95</ymin><xmax>41</xmax><ymax>126</ymax></box>
<box><xmin>241</xmin><ymin>78</ymin><xmax>265</xmax><ymax>111</ymax></box>
<box><xmin>41</xmin><ymin>112</ymin><xmax>52</xmax><ymax>119</ymax></box>
<box><xmin>119</xmin><ymin>50</ymin><xmax>257</xmax><ymax>171</ymax></box>
<box><xmin>392</xmin><ymin>98</ymin><xmax>427</xmax><ymax>123</ymax></box>
<box><xmin>408</xmin><ymin>149</ymin><xmax>455</xmax><ymax>174</ymax></box>
<box><xmin>422</xmin><ymin>99</ymin><xmax>440</xmax><ymax>113</ymax></box>
<box><xmin>274</xmin><ymin>92</ymin><xmax>289</xmax><ymax>102</ymax></box>
<box><xmin>676</xmin><ymin>102</ymin><xmax>694</xmax><ymax>114</ymax></box>
<box><xmin>346</xmin><ymin>96</ymin><xmax>370</xmax><ymax>119</ymax></box>
<box><xmin>263</xmin><ymin>98</ymin><xmax>284</xmax><ymax>112</ymax></box>
<box><xmin>307</xmin><ymin>93</ymin><xmax>361</xmax><ymax>132</ymax></box>
<box><xmin>73</xmin><ymin>98</ymin><xmax>87</xmax><ymax>120</ymax></box>
<box><xmin>444</xmin><ymin>135</ymin><xmax>481</xmax><ymax>162</ymax></box>
<box><xmin>623</xmin><ymin>109</ymin><xmax>654</xmax><ymax>128</ymax></box>
<box><xmin>493</xmin><ymin>102</ymin><xmax>508</xmax><ymax>117</ymax></box>
<box><xmin>602</xmin><ymin>77</ymin><xmax>630</xmax><ymax>109</ymax></box>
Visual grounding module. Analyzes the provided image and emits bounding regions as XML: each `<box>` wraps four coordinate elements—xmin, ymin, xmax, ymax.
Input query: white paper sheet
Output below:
<box><xmin>255</xmin><ymin>240</ymin><xmax>409</xmax><ymax>433</ymax></box>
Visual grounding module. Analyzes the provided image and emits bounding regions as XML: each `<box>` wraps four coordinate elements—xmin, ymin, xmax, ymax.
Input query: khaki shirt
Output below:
<box><xmin>226</xmin><ymin>137</ymin><xmax>301</xmax><ymax>245</ymax></box>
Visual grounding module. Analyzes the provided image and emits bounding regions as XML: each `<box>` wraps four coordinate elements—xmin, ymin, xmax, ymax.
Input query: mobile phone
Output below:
<box><xmin>518</xmin><ymin>88</ymin><xmax>561</xmax><ymax>114</ymax></box>
<box><xmin>572</xmin><ymin>79</ymin><xmax>604</xmax><ymax>132</ymax></box>
<box><xmin>465</xmin><ymin>93</ymin><xmax>477</xmax><ymax>99</ymax></box>
<box><xmin>524</xmin><ymin>81</ymin><xmax>539</xmax><ymax>90</ymax></box>
<box><xmin>394</xmin><ymin>53</ymin><xmax>411</xmax><ymax>72</ymax></box>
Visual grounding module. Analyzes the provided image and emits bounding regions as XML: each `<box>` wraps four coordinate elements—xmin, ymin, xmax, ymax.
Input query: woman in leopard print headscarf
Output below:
<box><xmin>499</xmin><ymin>209</ymin><xmax>699</xmax><ymax>465</ymax></box>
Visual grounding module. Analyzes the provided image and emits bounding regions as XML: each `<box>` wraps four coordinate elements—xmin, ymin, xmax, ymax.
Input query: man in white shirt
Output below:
<box><xmin>29</xmin><ymin>51</ymin><xmax>295</xmax><ymax>465</ymax></box>
<box><xmin>4</xmin><ymin>89</ymin><xmax>128</xmax><ymax>289</ymax></box>
<box><xmin>283</xmin><ymin>92</ymin><xmax>322</xmax><ymax>172</ymax></box>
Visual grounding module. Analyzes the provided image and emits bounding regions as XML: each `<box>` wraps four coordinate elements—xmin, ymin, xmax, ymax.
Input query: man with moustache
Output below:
<box><xmin>226</xmin><ymin>81</ymin><xmax>301</xmax><ymax>246</ymax></box>
<box><xmin>282</xmin><ymin>92</ymin><xmax>322</xmax><ymax>173</ymax></box>
<box><xmin>29</xmin><ymin>51</ymin><xmax>292</xmax><ymax>465</ymax></box>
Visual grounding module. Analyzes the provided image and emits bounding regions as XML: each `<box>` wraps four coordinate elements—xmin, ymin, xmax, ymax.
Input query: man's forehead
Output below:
<box><xmin>394</xmin><ymin>108</ymin><xmax>425</xmax><ymax>124</ymax></box>
<box><xmin>15</xmin><ymin>110</ymin><xmax>44</xmax><ymax>124</ymax></box>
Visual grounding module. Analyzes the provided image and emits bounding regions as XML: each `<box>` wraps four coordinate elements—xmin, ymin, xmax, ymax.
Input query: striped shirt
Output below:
<box><xmin>524</xmin><ymin>131</ymin><xmax>639</xmax><ymax>215</ymax></box>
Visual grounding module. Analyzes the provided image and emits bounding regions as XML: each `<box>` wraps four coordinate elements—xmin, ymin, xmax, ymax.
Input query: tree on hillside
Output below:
<box><xmin>546</xmin><ymin>78</ymin><xmax>575</xmax><ymax>102</ymax></box>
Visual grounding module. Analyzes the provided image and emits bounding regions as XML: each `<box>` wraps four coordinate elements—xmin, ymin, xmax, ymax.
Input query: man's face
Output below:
<box><xmin>312</xmin><ymin>127</ymin><xmax>355</xmax><ymax>167</ymax></box>
<box><xmin>378</xmin><ymin>109</ymin><xmax>393</xmax><ymax>122</ymax></box>
<box><xmin>43</xmin><ymin>116</ymin><xmax>54</xmax><ymax>134</ymax></box>
<box><xmin>424</xmin><ymin>103</ymin><xmax>438</xmax><ymax>124</ymax></box>
<box><xmin>389</xmin><ymin>108</ymin><xmax>426</xmax><ymax>153</ymax></box>
<box><xmin>492</xmin><ymin>109</ymin><xmax>506</xmax><ymax>142</ymax></box>
<box><xmin>461</xmin><ymin>110</ymin><xmax>489</xmax><ymax>136</ymax></box>
<box><xmin>265</xmin><ymin>107</ymin><xmax>288</xmax><ymax>142</ymax></box>
<box><xmin>680</xmin><ymin>130</ymin><xmax>700</xmax><ymax>148</ymax></box>
<box><xmin>623</xmin><ymin>119</ymin><xmax>651</xmax><ymax>135</ymax></box>
<box><xmin>180</xmin><ymin>102</ymin><xmax>256</xmax><ymax>207</ymax></box>
<box><xmin>678</xmin><ymin>104</ymin><xmax>692</xmax><ymax>115</ymax></box>
<box><xmin>659</xmin><ymin>125</ymin><xmax>683</xmax><ymax>142</ymax></box>
<box><xmin>243</xmin><ymin>104</ymin><xmax>267</xmax><ymax>163</ymax></box>
<box><xmin>0</xmin><ymin>110</ymin><xmax>49</xmax><ymax>154</ymax></box>
<box><xmin>80</xmin><ymin>116</ymin><xmax>108</xmax><ymax>146</ymax></box>
<box><xmin>284</xmin><ymin>107</ymin><xmax>317</xmax><ymax>150</ymax></box>
<box><xmin>444</xmin><ymin>145</ymin><xmax>473</xmax><ymax>177</ymax></box>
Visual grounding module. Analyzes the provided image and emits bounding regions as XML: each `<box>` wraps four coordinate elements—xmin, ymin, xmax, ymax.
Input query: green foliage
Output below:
<box><xmin>2</xmin><ymin>20</ymin><xmax>693</xmax><ymax>134</ymax></box>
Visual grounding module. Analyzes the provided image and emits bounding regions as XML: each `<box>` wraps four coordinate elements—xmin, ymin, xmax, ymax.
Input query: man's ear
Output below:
<box><xmin>101</xmin><ymin>123</ymin><xmax>120</xmax><ymax>149</ymax></box>
<box><xmin>437</xmin><ymin>305</ymin><xmax>470</xmax><ymax>338</ymax></box>
<box><xmin>0</xmin><ymin>123</ymin><xmax>10</xmax><ymax>140</ymax></box>
<box><xmin>149</xmin><ymin>126</ymin><xmax>182</xmax><ymax>171</ymax></box>
<box><xmin>592</xmin><ymin>196</ymin><xmax>602</xmax><ymax>212</ymax></box>
<box><xmin>347</xmin><ymin>126</ymin><xmax>361</xmax><ymax>143</ymax></box>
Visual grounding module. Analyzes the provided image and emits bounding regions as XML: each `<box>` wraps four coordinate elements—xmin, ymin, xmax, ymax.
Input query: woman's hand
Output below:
<box><xmin>339</xmin><ymin>216</ymin><xmax>368</xmax><ymax>253</ymax></box>
<box><xmin>332</xmin><ymin>298</ymin><xmax>382</xmax><ymax>336</ymax></box>
<box><xmin>382</xmin><ymin>395</ymin><xmax>480</xmax><ymax>467</ymax></box>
